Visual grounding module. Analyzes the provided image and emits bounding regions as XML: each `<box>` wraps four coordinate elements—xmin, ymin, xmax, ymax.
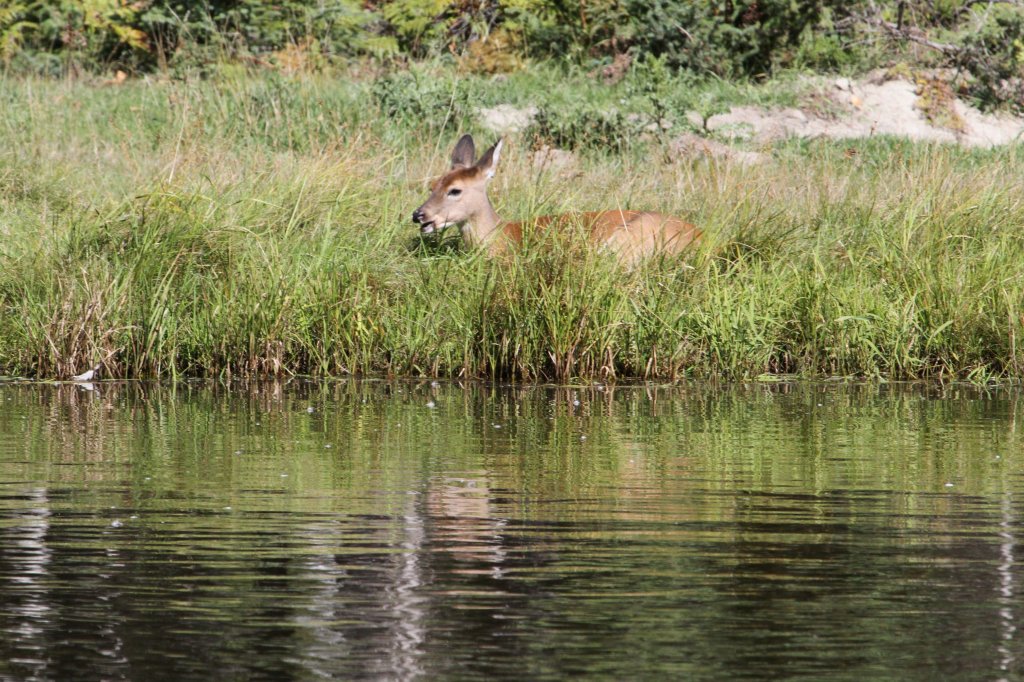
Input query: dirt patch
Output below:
<box><xmin>702</xmin><ymin>77</ymin><xmax>1024</xmax><ymax>148</ymax></box>
<box><xmin>477</xmin><ymin>104</ymin><xmax>539</xmax><ymax>134</ymax></box>
<box><xmin>670</xmin><ymin>132</ymin><xmax>767</xmax><ymax>166</ymax></box>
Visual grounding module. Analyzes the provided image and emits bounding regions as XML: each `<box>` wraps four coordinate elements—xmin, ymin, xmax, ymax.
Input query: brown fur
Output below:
<box><xmin>431</xmin><ymin>166</ymin><xmax>480</xmax><ymax>190</ymax></box>
<box><xmin>494</xmin><ymin>211</ymin><xmax>701</xmax><ymax>262</ymax></box>
<box><xmin>413</xmin><ymin>136</ymin><xmax>701</xmax><ymax>265</ymax></box>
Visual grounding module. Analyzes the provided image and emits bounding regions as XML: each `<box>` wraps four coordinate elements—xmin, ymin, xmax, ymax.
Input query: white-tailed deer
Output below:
<box><xmin>412</xmin><ymin>134</ymin><xmax>701</xmax><ymax>264</ymax></box>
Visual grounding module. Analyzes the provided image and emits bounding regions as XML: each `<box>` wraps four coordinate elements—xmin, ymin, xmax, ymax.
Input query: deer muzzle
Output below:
<box><xmin>412</xmin><ymin>208</ymin><xmax>436</xmax><ymax>234</ymax></box>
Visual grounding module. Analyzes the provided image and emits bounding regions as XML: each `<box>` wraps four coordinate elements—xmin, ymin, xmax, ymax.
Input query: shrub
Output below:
<box><xmin>957</xmin><ymin>5</ymin><xmax>1024</xmax><ymax>111</ymax></box>
<box><xmin>371</xmin><ymin>67</ymin><xmax>471</xmax><ymax>130</ymax></box>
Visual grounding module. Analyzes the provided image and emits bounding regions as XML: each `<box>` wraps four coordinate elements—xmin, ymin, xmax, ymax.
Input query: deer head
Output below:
<box><xmin>412</xmin><ymin>134</ymin><xmax>503</xmax><ymax>238</ymax></box>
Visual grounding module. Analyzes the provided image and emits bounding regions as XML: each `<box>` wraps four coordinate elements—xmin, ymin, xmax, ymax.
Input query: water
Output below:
<box><xmin>0</xmin><ymin>381</ymin><xmax>1020</xmax><ymax>680</ymax></box>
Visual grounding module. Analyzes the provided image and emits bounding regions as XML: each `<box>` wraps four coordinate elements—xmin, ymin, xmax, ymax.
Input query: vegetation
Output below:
<box><xmin>3</xmin><ymin>2</ymin><xmax>1024</xmax><ymax>109</ymax></box>
<box><xmin>2</xmin><ymin>2</ymin><xmax>1023</xmax><ymax>381</ymax></box>
<box><xmin>1</xmin><ymin>71</ymin><xmax>1023</xmax><ymax>382</ymax></box>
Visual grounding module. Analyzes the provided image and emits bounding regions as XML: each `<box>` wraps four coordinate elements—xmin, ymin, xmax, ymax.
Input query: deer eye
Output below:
<box><xmin>447</xmin><ymin>188</ymin><xmax>462</xmax><ymax>197</ymax></box>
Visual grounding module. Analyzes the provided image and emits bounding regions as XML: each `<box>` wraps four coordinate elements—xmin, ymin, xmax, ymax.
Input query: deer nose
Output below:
<box><xmin>412</xmin><ymin>209</ymin><xmax>424</xmax><ymax>224</ymax></box>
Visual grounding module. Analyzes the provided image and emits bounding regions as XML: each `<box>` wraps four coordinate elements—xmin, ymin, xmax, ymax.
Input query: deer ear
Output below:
<box><xmin>476</xmin><ymin>139</ymin><xmax>503</xmax><ymax>180</ymax></box>
<box><xmin>451</xmin><ymin>134</ymin><xmax>476</xmax><ymax>169</ymax></box>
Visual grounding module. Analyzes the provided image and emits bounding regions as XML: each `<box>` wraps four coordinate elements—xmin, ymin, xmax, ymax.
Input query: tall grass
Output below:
<box><xmin>1</xmin><ymin>71</ymin><xmax>1023</xmax><ymax>381</ymax></box>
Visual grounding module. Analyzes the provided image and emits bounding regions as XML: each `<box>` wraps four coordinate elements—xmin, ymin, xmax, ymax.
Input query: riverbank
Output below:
<box><xmin>2</xmin><ymin>71</ymin><xmax>1023</xmax><ymax>382</ymax></box>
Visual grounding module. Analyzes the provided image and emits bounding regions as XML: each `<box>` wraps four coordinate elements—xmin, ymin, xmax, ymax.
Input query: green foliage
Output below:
<box><xmin>0</xmin><ymin>3</ymin><xmax>36</xmax><ymax>62</ymax></box>
<box><xmin>371</xmin><ymin>67</ymin><xmax>471</xmax><ymax>130</ymax></box>
<box><xmin>792</xmin><ymin>7</ymin><xmax>863</xmax><ymax>70</ymax></box>
<box><xmin>530</xmin><ymin>103</ymin><xmax>644</xmax><ymax>151</ymax></box>
<box><xmin>3</xmin><ymin>76</ymin><xmax>1024</xmax><ymax>381</ymax></box>
<box><xmin>610</xmin><ymin>0</ymin><xmax>837</xmax><ymax>75</ymax></box>
<box><xmin>381</xmin><ymin>0</ymin><xmax>450</xmax><ymax>54</ymax></box>
<box><xmin>958</xmin><ymin>5</ymin><xmax>1024</xmax><ymax>111</ymax></box>
<box><xmin>1</xmin><ymin>0</ymin><xmax>1024</xmax><ymax>116</ymax></box>
<box><xmin>2</xmin><ymin>0</ymin><xmax>385</xmax><ymax>73</ymax></box>
<box><xmin>1</xmin><ymin>0</ymin><xmax>149</xmax><ymax>70</ymax></box>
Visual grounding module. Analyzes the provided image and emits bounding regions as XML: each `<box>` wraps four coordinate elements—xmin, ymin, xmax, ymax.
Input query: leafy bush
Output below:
<box><xmin>1</xmin><ymin>0</ymin><xmax>149</xmax><ymax>72</ymax></box>
<box><xmin>371</xmin><ymin>68</ymin><xmax>472</xmax><ymax>129</ymax></box>
<box><xmin>957</xmin><ymin>5</ymin><xmax>1024</xmax><ymax>111</ymax></box>
<box><xmin>0</xmin><ymin>0</ymin><xmax>861</xmax><ymax>76</ymax></box>
<box><xmin>530</xmin><ymin>103</ymin><xmax>644</xmax><ymax>150</ymax></box>
<box><xmin>607</xmin><ymin>0</ymin><xmax>839</xmax><ymax>75</ymax></box>
<box><xmin>2</xmin><ymin>0</ymin><xmax>1024</xmax><ymax>112</ymax></box>
<box><xmin>0</xmin><ymin>0</ymin><xmax>385</xmax><ymax>72</ymax></box>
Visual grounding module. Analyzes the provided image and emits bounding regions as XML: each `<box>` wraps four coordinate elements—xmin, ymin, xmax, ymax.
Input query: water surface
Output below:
<box><xmin>0</xmin><ymin>381</ymin><xmax>1021</xmax><ymax>680</ymax></box>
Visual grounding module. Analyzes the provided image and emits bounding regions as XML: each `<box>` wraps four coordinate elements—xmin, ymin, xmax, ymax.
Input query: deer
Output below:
<box><xmin>412</xmin><ymin>134</ymin><xmax>701</xmax><ymax>265</ymax></box>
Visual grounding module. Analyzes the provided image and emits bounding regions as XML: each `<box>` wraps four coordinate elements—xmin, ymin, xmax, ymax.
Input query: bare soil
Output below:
<box><xmin>704</xmin><ymin>77</ymin><xmax>1024</xmax><ymax>148</ymax></box>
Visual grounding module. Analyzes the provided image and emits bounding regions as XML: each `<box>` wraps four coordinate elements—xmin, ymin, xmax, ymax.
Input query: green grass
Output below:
<box><xmin>1</xmin><ymin>68</ymin><xmax>1023</xmax><ymax>382</ymax></box>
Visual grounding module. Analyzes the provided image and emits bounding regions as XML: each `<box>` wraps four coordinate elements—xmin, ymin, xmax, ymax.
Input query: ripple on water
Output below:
<box><xmin>0</xmin><ymin>381</ymin><xmax>1021</xmax><ymax>680</ymax></box>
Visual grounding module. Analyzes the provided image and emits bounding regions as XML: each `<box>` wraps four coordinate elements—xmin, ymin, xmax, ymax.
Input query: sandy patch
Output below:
<box><xmin>477</xmin><ymin>104</ymin><xmax>539</xmax><ymax>134</ymax></box>
<box><xmin>703</xmin><ymin>78</ymin><xmax>1024</xmax><ymax>148</ymax></box>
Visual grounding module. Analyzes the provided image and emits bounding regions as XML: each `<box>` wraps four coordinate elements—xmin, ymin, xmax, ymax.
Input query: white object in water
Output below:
<box><xmin>72</xmin><ymin>364</ymin><xmax>102</xmax><ymax>382</ymax></box>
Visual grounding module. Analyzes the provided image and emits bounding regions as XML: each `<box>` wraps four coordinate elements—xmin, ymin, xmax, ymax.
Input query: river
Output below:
<box><xmin>0</xmin><ymin>381</ymin><xmax>1020</xmax><ymax>680</ymax></box>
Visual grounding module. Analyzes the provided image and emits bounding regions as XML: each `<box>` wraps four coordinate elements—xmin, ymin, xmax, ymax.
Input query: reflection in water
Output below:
<box><xmin>5</xmin><ymin>487</ymin><xmax>52</xmax><ymax>678</ymax></box>
<box><xmin>998</xmin><ymin>494</ymin><xmax>1016</xmax><ymax>681</ymax></box>
<box><xmin>0</xmin><ymin>380</ymin><xmax>1022</xmax><ymax>680</ymax></box>
<box><xmin>428</xmin><ymin>475</ymin><xmax>507</xmax><ymax>575</ymax></box>
<box><xmin>388</xmin><ymin>498</ymin><xmax>426</xmax><ymax>680</ymax></box>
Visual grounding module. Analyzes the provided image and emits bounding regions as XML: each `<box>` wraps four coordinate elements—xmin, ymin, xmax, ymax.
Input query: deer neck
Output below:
<box><xmin>461</xmin><ymin>201</ymin><xmax>502</xmax><ymax>249</ymax></box>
